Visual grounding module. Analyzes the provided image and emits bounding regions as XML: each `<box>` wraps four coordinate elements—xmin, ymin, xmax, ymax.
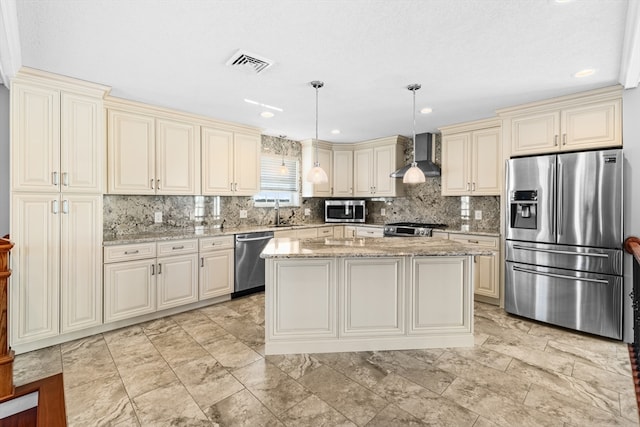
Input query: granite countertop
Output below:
<box><xmin>260</xmin><ymin>236</ymin><xmax>495</xmax><ymax>259</ymax></box>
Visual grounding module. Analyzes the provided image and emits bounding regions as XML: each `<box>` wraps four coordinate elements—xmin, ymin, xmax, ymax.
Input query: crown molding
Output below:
<box><xmin>619</xmin><ymin>0</ymin><xmax>640</xmax><ymax>88</ymax></box>
<box><xmin>0</xmin><ymin>0</ymin><xmax>21</xmax><ymax>88</ymax></box>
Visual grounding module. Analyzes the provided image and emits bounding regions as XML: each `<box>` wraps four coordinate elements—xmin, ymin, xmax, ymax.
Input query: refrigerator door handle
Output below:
<box><xmin>513</xmin><ymin>266</ymin><xmax>609</xmax><ymax>284</ymax></box>
<box><xmin>557</xmin><ymin>161</ymin><xmax>563</xmax><ymax>237</ymax></box>
<box><xmin>512</xmin><ymin>245</ymin><xmax>609</xmax><ymax>258</ymax></box>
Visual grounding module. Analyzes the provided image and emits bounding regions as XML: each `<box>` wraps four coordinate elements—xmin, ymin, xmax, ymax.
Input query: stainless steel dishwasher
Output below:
<box><xmin>233</xmin><ymin>231</ymin><xmax>274</xmax><ymax>298</ymax></box>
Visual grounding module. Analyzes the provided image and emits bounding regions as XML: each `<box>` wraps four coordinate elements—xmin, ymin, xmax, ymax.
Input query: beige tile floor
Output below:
<box><xmin>13</xmin><ymin>294</ymin><xmax>639</xmax><ymax>426</ymax></box>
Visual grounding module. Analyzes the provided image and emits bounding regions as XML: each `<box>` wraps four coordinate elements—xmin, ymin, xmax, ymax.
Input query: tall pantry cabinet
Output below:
<box><xmin>10</xmin><ymin>68</ymin><xmax>109</xmax><ymax>348</ymax></box>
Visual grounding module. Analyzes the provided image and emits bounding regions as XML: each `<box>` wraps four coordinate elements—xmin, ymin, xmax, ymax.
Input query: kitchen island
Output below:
<box><xmin>261</xmin><ymin>236</ymin><xmax>492</xmax><ymax>355</ymax></box>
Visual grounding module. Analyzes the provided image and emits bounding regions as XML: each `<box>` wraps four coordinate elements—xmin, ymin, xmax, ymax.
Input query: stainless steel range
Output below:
<box><xmin>384</xmin><ymin>222</ymin><xmax>447</xmax><ymax>237</ymax></box>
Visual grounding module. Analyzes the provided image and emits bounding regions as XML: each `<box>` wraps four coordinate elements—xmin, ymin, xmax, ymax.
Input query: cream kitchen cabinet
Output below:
<box><xmin>107</xmin><ymin>109</ymin><xmax>200</xmax><ymax>195</ymax></box>
<box><xmin>440</xmin><ymin>119</ymin><xmax>501</xmax><ymax>196</ymax></box>
<box><xmin>448</xmin><ymin>233</ymin><xmax>499</xmax><ymax>299</ymax></box>
<box><xmin>199</xmin><ymin>236</ymin><xmax>235</xmax><ymax>300</ymax></box>
<box><xmin>11</xmin><ymin>78</ymin><xmax>107</xmax><ymax>193</ymax></box>
<box><xmin>201</xmin><ymin>127</ymin><xmax>261</xmax><ymax>196</ymax></box>
<box><xmin>498</xmin><ymin>86</ymin><xmax>622</xmax><ymax>157</ymax></box>
<box><xmin>344</xmin><ymin>225</ymin><xmax>384</xmax><ymax>238</ymax></box>
<box><xmin>353</xmin><ymin>139</ymin><xmax>405</xmax><ymax>197</ymax></box>
<box><xmin>10</xmin><ymin>193</ymin><xmax>103</xmax><ymax>346</ymax></box>
<box><xmin>332</xmin><ymin>149</ymin><xmax>354</xmax><ymax>197</ymax></box>
<box><xmin>301</xmin><ymin>139</ymin><xmax>333</xmax><ymax>197</ymax></box>
<box><xmin>103</xmin><ymin>239</ymin><xmax>198</xmax><ymax>322</ymax></box>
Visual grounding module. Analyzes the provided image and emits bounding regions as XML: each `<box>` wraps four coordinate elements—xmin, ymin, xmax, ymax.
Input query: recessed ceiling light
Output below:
<box><xmin>574</xmin><ymin>68</ymin><xmax>596</xmax><ymax>78</ymax></box>
<box><xmin>420</xmin><ymin>107</ymin><xmax>433</xmax><ymax>114</ymax></box>
<box><xmin>260</xmin><ymin>111</ymin><xmax>274</xmax><ymax>118</ymax></box>
<box><xmin>244</xmin><ymin>98</ymin><xmax>283</xmax><ymax>112</ymax></box>
<box><xmin>331</xmin><ymin>129</ymin><xmax>341</xmax><ymax>134</ymax></box>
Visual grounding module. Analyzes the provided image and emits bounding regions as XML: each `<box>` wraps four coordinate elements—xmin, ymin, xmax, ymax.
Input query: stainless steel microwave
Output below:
<box><xmin>325</xmin><ymin>200</ymin><xmax>366</xmax><ymax>223</ymax></box>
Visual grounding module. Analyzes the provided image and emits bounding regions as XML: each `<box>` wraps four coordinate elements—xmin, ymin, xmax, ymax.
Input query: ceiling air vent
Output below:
<box><xmin>226</xmin><ymin>50</ymin><xmax>273</xmax><ymax>74</ymax></box>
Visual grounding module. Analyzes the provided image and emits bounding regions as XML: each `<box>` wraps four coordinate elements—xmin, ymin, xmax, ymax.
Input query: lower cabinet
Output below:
<box><xmin>103</xmin><ymin>239</ymin><xmax>198</xmax><ymax>322</ymax></box>
<box><xmin>199</xmin><ymin>236</ymin><xmax>234</xmax><ymax>300</ymax></box>
<box><xmin>448</xmin><ymin>234</ymin><xmax>499</xmax><ymax>299</ymax></box>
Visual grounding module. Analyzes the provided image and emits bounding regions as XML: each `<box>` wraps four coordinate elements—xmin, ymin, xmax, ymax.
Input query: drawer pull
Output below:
<box><xmin>468</xmin><ymin>240</ymin><xmax>479</xmax><ymax>244</ymax></box>
<box><xmin>124</xmin><ymin>250</ymin><xmax>139</xmax><ymax>255</ymax></box>
<box><xmin>172</xmin><ymin>245</ymin><xmax>184</xmax><ymax>250</ymax></box>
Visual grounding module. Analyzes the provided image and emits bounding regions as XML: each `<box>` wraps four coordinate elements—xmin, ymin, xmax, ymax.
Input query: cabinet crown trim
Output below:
<box><xmin>439</xmin><ymin>117</ymin><xmax>501</xmax><ymax>134</ymax></box>
<box><xmin>496</xmin><ymin>85</ymin><xmax>623</xmax><ymax>117</ymax></box>
<box><xmin>13</xmin><ymin>67</ymin><xmax>111</xmax><ymax>97</ymax></box>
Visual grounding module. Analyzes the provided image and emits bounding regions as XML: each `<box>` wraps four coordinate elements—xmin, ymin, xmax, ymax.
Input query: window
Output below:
<box><xmin>253</xmin><ymin>155</ymin><xmax>300</xmax><ymax>207</ymax></box>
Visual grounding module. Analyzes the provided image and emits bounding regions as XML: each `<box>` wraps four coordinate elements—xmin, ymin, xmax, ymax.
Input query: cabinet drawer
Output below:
<box><xmin>317</xmin><ymin>227</ymin><xmax>334</xmax><ymax>237</ymax></box>
<box><xmin>296</xmin><ymin>228</ymin><xmax>318</xmax><ymax>239</ymax></box>
<box><xmin>356</xmin><ymin>227</ymin><xmax>384</xmax><ymax>238</ymax></box>
<box><xmin>432</xmin><ymin>231</ymin><xmax>449</xmax><ymax>239</ymax></box>
<box><xmin>157</xmin><ymin>239</ymin><xmax>198</xmax><ymax>256</ymax></box>
<box><xmin>199</xmin><ymin>235</ymin><xmax>234</xmax><ymax>252</ymax></box>
<box><xmin>449</xmin><ymin>234</ymin><xmax>498</xmax><ymax>249</ymax></box>
<box><xmin>104</xmin><ymin>242</ymin><xmax>156</xmax><ymax>263</ymax></box>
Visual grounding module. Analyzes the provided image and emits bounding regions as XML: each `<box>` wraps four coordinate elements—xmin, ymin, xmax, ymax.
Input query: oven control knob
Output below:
<box><xmin>418</xmin><ymin>229</ymin><xmax>426</xmax><ymax>236</ymax></box>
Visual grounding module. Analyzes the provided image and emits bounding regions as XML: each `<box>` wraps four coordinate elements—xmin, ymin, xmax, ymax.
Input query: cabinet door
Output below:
<box><xmin>199</xmin><ymin>249</ymin><xmax>234</xmax><ymax>300</ymax></box>
<box><xmin>11</xmin><ymin>82</ymin><xmax>61</xmax><ymax>192</ymax></box>
<box><xmin>474</xmin><ymin>254</ymin><xmax>499</xmax><ymax>299</ymax></box>
<box><xmin>311</xmin><ymin>147</ymin><xmax>333</xmax><ymax>197</ymax></box>
<box><xmin>561</xmin><ymin>99</ymin><xmax>621</xmax><ymax>150</ymax></box>
<box><xmin>157</xmin><ymin>254</ymin><xmax>198</xmax><ymax>310</ymax></box>
<box><xmin>201</xmin><ymin>127</ymin><xmax>234</xmax><ymax>195</ymax></box>
<box><xmin>104</xmin><ymin>259</ymin><xmax>155</xmax><ymax>322</ymax></box>
<box><xmin>372</xmin><ymin>145</ymin><xmax>396</xmax><ymax>196</ymax></box>
<box><xmin>233</xmin><ymin>133</ymin><xmax>261</xmax><ymax>196</ymax></box>
<box><xmin>61</xmin><ymin>93</ymin><xmax>104</xmax><ymax>193</ymax></box>
<box><xmin>471</xmin><ymin>128</ymin><xmax>501</xmax><ymax>195</ymax></box>
<box><xmin>332</xmin><ymin>150</ymin><xmax>353</xmax><ymax>197</ymax></box>
<box><xmin>353</xmin><ymin>148</ymin><xmax>373</xmax><ymax>196</ymax></box>
<box><xmin>107</xmin><ymin>109</ymin><xmax>155</xmax><ymax>194</ymax></box>
<box><xmin>341</xmin><ymin>257</ymin><xmax>404</xmax><ymax>336</ymax></box>
<box><xmin>60</xmin><ymin>195</ymin><xmax>103</xmax><ymax>333</ymax></box>
<box><xmin>441</xmin><ymin>133</ymin><xmax>471</xmax><ymax>196</ymax></box>
<box><xmin>156</xmin><ymin>118</ymin><xmax>199</xmax><ymax>195</ymax></box>
<box><xmin>511</xmin><ymin>111</ymin><xmax>560</xmax><ymax>156</ymax></box>
<box><xmin>11</xmin><ymin>194</ymin><xmax>60</xmax><ymax>345</ymax></box>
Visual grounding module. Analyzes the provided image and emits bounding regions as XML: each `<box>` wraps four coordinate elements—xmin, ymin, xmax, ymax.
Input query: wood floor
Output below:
<box><xmin>12</xmin><ymin>294</ymin><xmax>639</xmax><ymax>426</ymax></box>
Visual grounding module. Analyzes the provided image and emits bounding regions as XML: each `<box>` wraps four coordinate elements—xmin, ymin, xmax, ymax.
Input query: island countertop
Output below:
<box><xmin>261</xmin><ymin>236</ymin><xmax>495</xmax><ymax>258</ymax></box>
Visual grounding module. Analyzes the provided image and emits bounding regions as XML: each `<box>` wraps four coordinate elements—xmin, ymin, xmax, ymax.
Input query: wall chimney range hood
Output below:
<box><xmin>390</xmin><ymin>133</ymin><xmax>440</xmax><ymax>178</ymax></box>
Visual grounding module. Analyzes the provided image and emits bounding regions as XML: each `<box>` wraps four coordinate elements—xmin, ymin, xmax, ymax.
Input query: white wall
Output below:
<box><xmin>0</xmin><ymin>85</ymin><xmax>8</xmax><ymax>237</ymax></box>
<box><xmin>623</xmin><ymin>87</ymin><xmax>640</xmax><ymax>342</ymax></box>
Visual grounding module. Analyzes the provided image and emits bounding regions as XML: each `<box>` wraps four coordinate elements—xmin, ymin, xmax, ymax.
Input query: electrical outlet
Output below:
<box><xmin>474</xmin><ymin>210</ymin><xmax>482</xmax><ymax>220</ymax></box>
<box><xmin>461</xmin><ymin>224</ymin><xmax>470</xmax><ymax>232</ymax></box>
<box><xmin>239</xmin><ymin>209</ymin><xmax>248</xmax><ymax>219</ymax></box>
<box><xmin>154</xmin><ymin>212</ymin><xmax>162</xmax><ymax>223</ymax></box>
<box><xmin>380</xmin><ymin>208</ymin><xmax>386</xmax><ymax>216</ymax></box>
<box><xmin>304</xmin><ymin>208</ymin><xmax>311</xmax><ymax>216</ymax></box>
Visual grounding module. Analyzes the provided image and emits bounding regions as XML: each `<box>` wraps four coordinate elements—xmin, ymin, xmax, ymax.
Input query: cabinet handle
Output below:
<box><xmin>468</xmin><ymin>239</ymin><xmax>479</xmax><ymax>244</ymax></box>
<box><xmin>158</xmin><ymin>263</ymin><xmax>162</xmax><ymax>274</ymax></box>
<box><xmin>554</xmin><ymin>135</ymin><xmax>559</xmax><ymax>146</ymax></box>
<box><xmin>151</xmin><ymin>264</ymin><xmax>155</xmax><ymax>275</ymax></box>
<box><xmin>474</xmin><ymin>256</ymin><xmax>477</xmax><ymax>263</ymax></box>
<box><xmin>234</xmin><ymin>182</ymin><xmax>238</xmax><ymax>191</ymax></box>
<box><xmin>562</xmin><ymin>133</ymin><xmax>567</xmax><ymax>145</ymax></box>
<box><xmin>62</xmin><ymin>172</ymin><xmax>69</xmax><ymax>187</ymax></box>
<box><xmin>157</xmin><ymin>179</ymin><xmax>160</xmax><ymax>189</ymax></box>
<box><xmin>150</xmin><ymin>179</ymin><xmax>155</xmax><ymax>190</ymax></box>
<box><xmin>466</xmin><ymin>182</ymin><xmax>470</xmax><ymax>191</ymax></box>
<box><xmin>52</xmin><ymin>171</ymin><xmax>59</xmax><ymax>186</ymax></box>
<box><xmin>124</xmin><ymin>250</ymin><xmax>139</xmax><ymax>255</ymax></box>
<box><xmin>62</xmin><ymin>200</ymin><xmax>69</xmax><ymax>214</ymax></box>
<box><xmin>472</xmin><ymin>182</ymin><xmax>476</xmax><ymax>191</ymax></box>
<box><xmin>200</xmin><ymin>257</ymin><xmax>204</xmax><ymax>267</ymax></box>
<box><xmin>51</xmin><ymin>199</ymin><xmax>59</xmax><ymax>214</ymax></box>
<box><xmin>172</xmin><ymin>245</ymin><xmax>184</xmax><ymax>250</ymax></box>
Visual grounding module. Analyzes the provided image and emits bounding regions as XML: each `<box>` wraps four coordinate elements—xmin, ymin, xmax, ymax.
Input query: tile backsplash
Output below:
<box><xmin>104</xmin><ymin>135</ymin><xmax>501</xmax><ymax>236</ymax></box>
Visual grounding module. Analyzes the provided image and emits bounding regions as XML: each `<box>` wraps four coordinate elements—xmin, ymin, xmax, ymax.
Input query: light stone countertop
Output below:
<box><xmin>260</xmin><ymin>236</ymin><xmax>495</xmax><ymax>259</ymax></box>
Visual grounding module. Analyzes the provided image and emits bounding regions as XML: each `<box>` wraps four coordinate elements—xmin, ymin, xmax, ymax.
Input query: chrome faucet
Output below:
<box><xmin>274</xmin><ymin>199</ymin><xmax>280</xmax><ymax>226</ymax></box>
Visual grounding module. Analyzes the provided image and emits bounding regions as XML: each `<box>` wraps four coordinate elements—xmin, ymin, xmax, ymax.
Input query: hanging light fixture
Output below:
<box><xmin>403</xmin><ymin>84</ymin><xmax>426</xmax><ymax>184</ymax></box>
<box><xmin>306</xmin><ymin>80</ymin><xmax>329</xmax><ymax>184</ymax></box>
<box><xmin>278</xmin><ymin>137</ymin><xmax>289</xmax><ymax>175</ymax></box>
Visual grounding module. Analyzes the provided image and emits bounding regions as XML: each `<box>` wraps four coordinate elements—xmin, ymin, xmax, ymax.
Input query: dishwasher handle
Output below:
<box><xmin>236</xmin><ymin>235</ymin><xmax>274</xmax><ymax>243</ymax></box>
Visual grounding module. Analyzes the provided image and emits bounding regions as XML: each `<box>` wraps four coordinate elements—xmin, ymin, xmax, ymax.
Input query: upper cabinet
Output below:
<box><xmin>107</xmin><ymin>105</ymin><xmax>200</xmax><ymax>195</ymax></box>
<box><xmin>352</xmin><ymin>137</ymin><xmax>405</xmax><ymax>198</ymax></box>
<box><xmin>202</xmin><ymin>128</ymin><xmax>260</xmax><ymax>196</ymax></box>
<box><xmin>498</xmin><ymin>86</ymin><xmax>622</xmax><ymax>157</ymax></box>
<box><xmin>11</xmin><ymin>69</ymin><xmax>108</xmax><ymax>193</ymax></box>
<box><xmin>440</xmin><ymin>118</ymin><xmax>501</xmax><ymax>196</ymax></box>
<box><xmin>301</xmin><ymin>139</ymin><xmax>333</xmax><ymax>198</ymax></box>
<box><xmin>332</xmin><ymin>148</ymin><xmax>354</xmax><ymax>197</ymax></box>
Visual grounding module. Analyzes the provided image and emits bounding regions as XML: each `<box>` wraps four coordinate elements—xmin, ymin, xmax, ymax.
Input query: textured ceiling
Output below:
<box><xmin>14</xmin><ymin>0</ymin><xmax>630</xmax><ymax>142</ymax></box>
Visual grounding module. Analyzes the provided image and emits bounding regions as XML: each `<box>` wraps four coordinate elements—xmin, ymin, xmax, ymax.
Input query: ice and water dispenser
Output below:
<box><xmin>510</xmin><ymin>190</ymin><xmax>538</xmax><ymax>230</ymax></box>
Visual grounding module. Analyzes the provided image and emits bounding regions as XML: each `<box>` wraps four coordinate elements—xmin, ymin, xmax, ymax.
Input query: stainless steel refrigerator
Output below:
<box><xmin>505</xmin><ymin>149</ymin><xmax>623</xmax><ymax>340</ymax></box>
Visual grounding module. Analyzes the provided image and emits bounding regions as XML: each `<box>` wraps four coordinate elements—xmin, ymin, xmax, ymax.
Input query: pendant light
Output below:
<box><xmin>306</xmin><ymin>80</ymin><xmax>329</xmax><ymax>184</ymax></box>
<box><xmin>279</xmin><ymin>137</ymin><xmax>289</xmax><ymax>175</ymax></box>
<box><xmin>403</xmin><ymin>84</ymin><xmax>426</xmax><ymax>184</ymax></box>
